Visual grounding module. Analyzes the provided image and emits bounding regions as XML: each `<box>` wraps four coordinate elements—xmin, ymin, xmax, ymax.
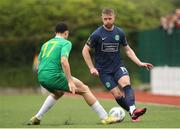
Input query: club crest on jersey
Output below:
<box><xmin>115</xmin><ymin>35</ymin><xmax>120</xmax><ymax>41</ymax></box>
<box><xmin>105</xmin><ymin>82</ymin><xmax>111</xmax><ymax>88</ymax></box>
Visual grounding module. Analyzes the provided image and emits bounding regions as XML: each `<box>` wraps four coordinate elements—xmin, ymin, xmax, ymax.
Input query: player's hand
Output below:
<box><xmin>90</xmin><ymin>67</ymin><xmax>99</xmax><ymax>76</ymax></box>
<box><xmin>139</xmin><ymin>62</ymin><xmax>153</xmax><ymax>71</ymax></box>
<box><xmin>68</xmin><ymin>81</ymin><xmax>77</xmax><ymax>94</ymax></box>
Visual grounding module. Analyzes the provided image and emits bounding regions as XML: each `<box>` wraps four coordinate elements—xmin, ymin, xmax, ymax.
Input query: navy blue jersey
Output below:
<box><xmin>86</xmin><ymin>26</ymin><xmax>128</xmax><ymax>73</ymax></box>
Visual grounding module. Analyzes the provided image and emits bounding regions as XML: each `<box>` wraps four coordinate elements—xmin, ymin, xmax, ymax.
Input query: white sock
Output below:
<box><xmin>91</xmin><ymin>101</ymin><xmax>108</xmax><ymax>120</ymax></box>
<box><xmin>35</xmin><ymin>95</ymin><xmax>56</xmax><ymax>120</ymax></box>
<box><xmin>129</xmin><ymin>105</ymin><xmax>136</xmax><ymax>115</ymax></box>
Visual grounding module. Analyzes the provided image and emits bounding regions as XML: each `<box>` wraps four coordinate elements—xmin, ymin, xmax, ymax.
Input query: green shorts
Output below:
<box><xmin>38</xmin><ymin>71</ymin><xmax>69</xmax><ymax>93</ymax></box>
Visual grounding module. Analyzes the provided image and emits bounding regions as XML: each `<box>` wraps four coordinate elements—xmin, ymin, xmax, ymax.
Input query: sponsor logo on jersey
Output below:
<box><xmin>101</xmin><ymin>43</ymin><xmax>119</xmax><ymax>52</ymax></box>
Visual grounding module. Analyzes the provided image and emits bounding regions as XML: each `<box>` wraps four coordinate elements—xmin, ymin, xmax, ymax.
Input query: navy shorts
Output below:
<box><xmin>99</xmin><ymin>67</ymin><xmax>129</xmax><ymax>91</ymax></box>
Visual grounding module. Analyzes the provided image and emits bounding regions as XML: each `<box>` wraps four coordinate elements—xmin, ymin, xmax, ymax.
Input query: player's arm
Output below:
<box><xmin>32</xmin><ymin>56</ymin><xmax>40</xmax><ymax>73</ymax></box>
<box><xmin>123</xmin><ymin>45</ymin><xmax>153</xmax><ymax>70</ymax></box>
<box><xmin>82</xmin><ymin>34</ymin><xmax>99</xmax><ymax>76</ymax></box>
<box><xmin>36</xmin><ymin>44</ymin><xmax>46</xmax><ymax>72</ymax></box>
<box><xmin>82</xmin><ymin>44</ymin><xmax>99</xmax><ymax>76</ymax></box>
<box><xmin>61</xmin><ymin>56</ymin><xmax>77</xmax><ymax>94</ymax></box>
<box><xmin>35</xmin><ymin>59</ymin><xmax>40</xmax><ymax>72</ymax></box>
<box><xmin>82</xmin><ymin>44</ymin><xmax>94</xmax><ymax>71</ymax></box>
<box><xmin>33</xmin><ymin>54</ymin><xmax>40</xmax><ymax>73</ymax></box>
<box><xmin>61</xmin><ymin>56</ymin><xmax>72</xmax><ymax>82</ymax></box>
<box><xmin>61</xmin><ymin>43</ymin><xmax>77</xmax><ymax>94</ymax></box>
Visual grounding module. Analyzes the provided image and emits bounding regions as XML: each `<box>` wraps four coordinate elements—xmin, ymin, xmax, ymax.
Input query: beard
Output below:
<box><xmin>104</xmin><ymin>24</ymin><xmax>113</xmax><ymax>29</ymax></box>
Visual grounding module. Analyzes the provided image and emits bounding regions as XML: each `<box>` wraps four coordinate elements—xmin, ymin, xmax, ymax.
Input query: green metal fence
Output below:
<box><xmin>138</xmin><ymin>28</ymin><xmax>180</xmax><ymax>83</ymax></box>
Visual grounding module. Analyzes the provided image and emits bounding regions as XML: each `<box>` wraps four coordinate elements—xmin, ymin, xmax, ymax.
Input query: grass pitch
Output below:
<box><xmin>0</xmin><ymin>94</ymin><xmax>180</xmax><ymax>128</ymax></box>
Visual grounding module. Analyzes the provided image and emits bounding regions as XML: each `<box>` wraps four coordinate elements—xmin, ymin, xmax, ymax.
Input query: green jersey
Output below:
<box><xmin>38</xmin><ymin>36</ymin><xmax>72</xmax><ymax>92</ymax></box>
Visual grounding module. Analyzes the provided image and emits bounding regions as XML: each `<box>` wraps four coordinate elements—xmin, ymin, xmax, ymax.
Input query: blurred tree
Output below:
<box><xmin>0</xmin><ymin>0</ymin><xmax>177</xmax><ymax>87</ymax></box>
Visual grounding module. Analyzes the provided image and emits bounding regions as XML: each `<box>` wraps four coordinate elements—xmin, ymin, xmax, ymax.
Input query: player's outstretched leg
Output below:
<box><xmin>73</xmin><ymin>77</ymin><xmax>119</xmax><ymax>124</ymax></box>
<box><xmin>27</xmin><ymin>116</ymin><xmax>41</xmax><ymax>125</ymax></box>
<box><xmin>118</xmin><ymin>76</ymin><xmax>147</xmax><ymax>122</ymax></box>
<box><xmin>101</xmin><ymin>116</ymin><xmax>119</xmax><ymax>124</ymax></box>
<box><xmin>123</xmin><ymin>85</ymin><xmax>147</xmax><ymax>122</ymax></box>
<box><xmin>27</xmin><ymin>91</ymin><xmax>64</xmax><ymax>125</ymax></box>
<box><xmin>130</xmin><ymin>108</ymin><xmax>147</xmax><ymax>122</ymax></box>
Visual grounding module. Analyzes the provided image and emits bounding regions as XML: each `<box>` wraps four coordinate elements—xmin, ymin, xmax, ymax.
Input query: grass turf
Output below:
<box><xmin>0</xmin><ymin>94</ymin><xmax>180</xmax><ymax>128</ymax></box>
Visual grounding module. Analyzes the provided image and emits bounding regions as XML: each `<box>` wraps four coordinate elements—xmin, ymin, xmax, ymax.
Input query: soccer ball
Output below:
<box><xmin>109</xmin><ymin>107</ymin><xmax>126</xmax><ymax>122</ymax></box>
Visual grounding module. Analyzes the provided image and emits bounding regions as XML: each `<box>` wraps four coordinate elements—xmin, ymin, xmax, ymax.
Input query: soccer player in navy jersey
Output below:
<box><xmin>82</xmin><ymin>8</ymin><xmax>153</xmax><ymax>122</ymax></box>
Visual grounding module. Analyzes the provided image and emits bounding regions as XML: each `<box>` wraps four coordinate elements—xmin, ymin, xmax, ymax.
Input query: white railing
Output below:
<box><xmin>150</xmin><ymin>66</ymin><xmax>180</xmax><ymax>96</ymax></box>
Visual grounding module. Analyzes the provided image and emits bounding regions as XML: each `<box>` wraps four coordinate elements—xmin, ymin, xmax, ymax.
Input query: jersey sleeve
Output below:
<box><xmin>38</xmin><ymin>44</ymin><xmax>44</xmax><ymax>61</ymax></box>
<box><xmin>86</xmin><ymin>32</ymin><xmax>98</xmax><ymax>48</ymax></box>
<box><xmin>61</xmin><ymin>41</ymin><xmax>72</xmax><ymax>58</ymax></box>
<box><xmin>120</xmin><ymin>29</ymin><xmax>128</xmax><ymax>46</ymax></box>
<box><xmin>38</xmin><ymin>52</ymin><xmax>41</xmax><ymax>61</ymax></box>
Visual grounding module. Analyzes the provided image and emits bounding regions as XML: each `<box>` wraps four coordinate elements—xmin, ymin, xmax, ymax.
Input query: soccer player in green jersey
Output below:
<box><xmin>27</xmin><ymin>22</ymin><xmax>118</xmax><ymax>125</ymax></box>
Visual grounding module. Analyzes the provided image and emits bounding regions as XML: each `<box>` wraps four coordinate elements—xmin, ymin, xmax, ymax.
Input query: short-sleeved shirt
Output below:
<box><xmin>86</xmin><ymin>26</ymin><xmax>128</xmax><ymax>73</ymax></box>
<box><xmin>38</xmin><ymin>37</ymin><xmax>72</xmax><ymax>92</ymax></box>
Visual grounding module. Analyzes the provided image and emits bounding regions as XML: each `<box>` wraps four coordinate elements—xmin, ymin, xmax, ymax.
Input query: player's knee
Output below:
<box><xmin>82</xmin><ymin>85</ymin><xmax>90</xmax><ymax>92</ymax></box>
<box><xmin>118</xmin><ymin>76</ymin><xmax>130</xmax><ymax>87</ymax></box>
<box><xmin>77</xmin><ymin>84</ymin><xmax>90</xmax><ymax>95</ymax></box>
<box><xmin>119</xmin><ymin>80</ymin><xmax>130</xmax><ymax>87</ymax></box>
<box><xmin>51</xmin><ymin>94</ymin><xmax>58</xmax><ymax>100</ymax></box>
<box><xmin>113</xmin><ymin>94</ymin><xmax>123</xmax><ymax>99</ymax></box>
<box><xmin>51</xmin><ymin>91</ymin><xmax>64</xmax><ymax>100</ymax></box>
<box><xmin>111</xmin><ymin>91</ymin><xmax>123</xmax><ymax>99</ymax></box>
<box><xmin>121</xmin><ymin>82</ymin><xmax>130</xmax><ymax>88</ymax></box>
